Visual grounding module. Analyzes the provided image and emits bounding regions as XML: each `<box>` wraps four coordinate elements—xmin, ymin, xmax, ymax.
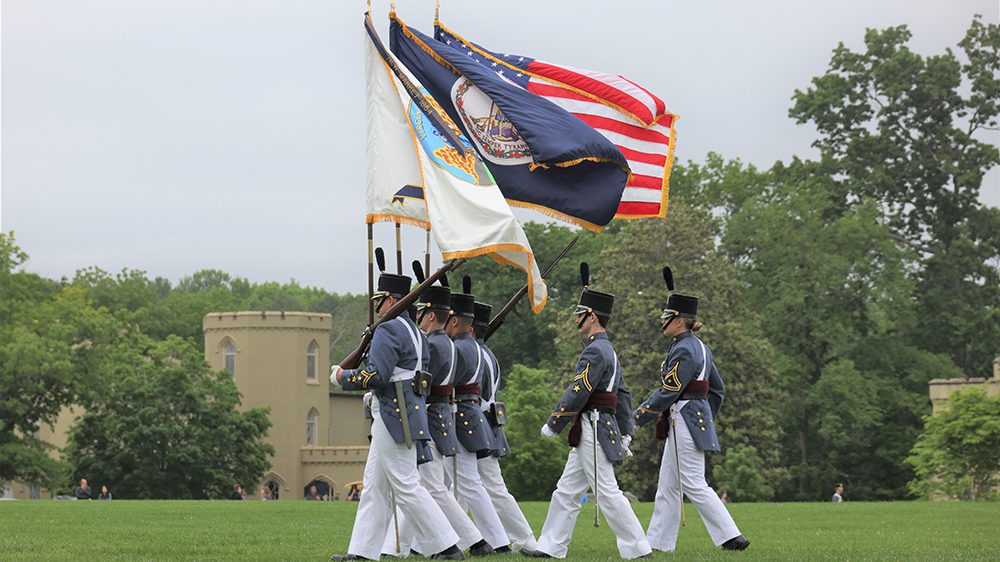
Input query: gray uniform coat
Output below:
<box><xmin>633</xmin><ymin>331</ymin><xmax>724</xmax><ymax>452</ymax></box>
<box><xmin>545</xmin><ymin>333</ymin><xmax>635</xmax><ymax>464</ymax></box>
<box><xmin>452</xmin><ymin>332</ymin><xmax>497</xmax><ymax>455</ymax></box>
<box><xmin>341</xmin><ymin>316</ymin><xmax>432</xmax><ymax>448</ymax></box>
<box><xmin>477</xmin><ymin>339</ymin><xmax>511</xmax><ymax>458</ymax></box>
<box><xmin>426</xmin><ymin>329</ymin><xmax>459</xmax><ymax>457</ymax></box>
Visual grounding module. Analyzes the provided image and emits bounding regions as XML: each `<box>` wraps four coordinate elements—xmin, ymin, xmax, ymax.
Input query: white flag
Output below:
<box><xmin>365</xmin><ymin>32</ymin><xmax>429</xmax><ymax>228</ymax></box>
<box><xmin>365</xmin><ymin>29</ymin><xmax>548</xmax><ymax>312</ymax></box>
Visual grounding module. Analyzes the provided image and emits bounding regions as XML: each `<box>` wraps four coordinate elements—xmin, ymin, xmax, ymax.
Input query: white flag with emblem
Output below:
<box><xmin>365</xmin><ymin>28</ymin><xmax>547</xmax><ymax>312</ymax></box>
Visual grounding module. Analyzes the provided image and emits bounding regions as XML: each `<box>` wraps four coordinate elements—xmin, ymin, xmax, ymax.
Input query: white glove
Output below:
<box><xmin>329</xmin><ymin>365</ymin><xmax>343</xmax><ymax>389</ymax></box>
<box><xmin>541</xmin><ymin>424</ymin><xmax>558</xmax><ymax>438</ymax></box>
<box><xmin>363</xmin><ymin>392</ymin><xmax>373</xmax><ymax>409</ymax></box>
<box><xmin>622</xmin><ymin>434</ymin><xmax>634</xmax><ymax>457</ymax></box>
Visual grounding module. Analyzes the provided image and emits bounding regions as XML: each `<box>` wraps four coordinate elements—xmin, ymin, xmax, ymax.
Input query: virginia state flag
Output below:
<box><xmin>435</xmin><ymin>21</ymin><xmax>678</xmax><ymax>220</ymax></box>
<box><xmin>390</xmin><ymin>16</ymin><xmax>629</xmax><ymax>232</ymax></box>
<box><xmin>366</xmin><ymin>18</ymin><xmax>548</xmax><ymax>312</ymax></box>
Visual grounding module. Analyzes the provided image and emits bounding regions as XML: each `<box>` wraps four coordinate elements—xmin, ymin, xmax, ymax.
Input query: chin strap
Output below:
<box><xmin>577</xmin><ymin>311</ymin><xmax>592</xmax><ymax>330</ymax></box>
<box><xmin>660</xmin><ymin>313</ymin><xmax>678</xmax><ymax>334</ymax></box>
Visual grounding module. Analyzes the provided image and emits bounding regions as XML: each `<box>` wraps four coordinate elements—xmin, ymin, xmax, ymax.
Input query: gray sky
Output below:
<box><xmin>3</xmin><ymin>0</ymin><xmax>998</xmax><ymax>293</ymax></box>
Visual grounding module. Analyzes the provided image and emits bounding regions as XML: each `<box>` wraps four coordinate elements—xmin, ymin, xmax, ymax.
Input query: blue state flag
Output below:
<box><xmin>389</xmin><ymin>16</ymin><xmax>629</xmax><ymax>231</ymax></box>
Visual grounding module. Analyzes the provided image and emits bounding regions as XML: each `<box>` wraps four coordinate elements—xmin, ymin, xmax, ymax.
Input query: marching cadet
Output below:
<box><xmin>381</xmin><ymin>270</ymin><xmax>494</xmax><ymax>557</ymax></box>
<box><xmin>632</xmin><ymin>267</ymin><xmax>750</xmax><ymax>553</ymax></box>
<box><xmin>523</xmin><ymin>264</ymin><xmax>652</xmax><ymax>560</ymax></box>
<box><xmin>446</xmin><ymin>277</ymin><xmax>512</xmax><ymax>552</ymax></box>
<box><xmin>473</xmin><ymin>302</ymin><xmax>540</xmax><ymax>553</ymax></box>
<box><xmin>329</xmin><ymin>261</ymin><xmax>464</xmax><ymax>561</ymax></box>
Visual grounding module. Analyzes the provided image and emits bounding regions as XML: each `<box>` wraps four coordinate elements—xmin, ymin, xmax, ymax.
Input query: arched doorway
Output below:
<box><xmin>304</xmin><ymin>479</ymin><xmax>330</xmax><ymax>500</ymax></box>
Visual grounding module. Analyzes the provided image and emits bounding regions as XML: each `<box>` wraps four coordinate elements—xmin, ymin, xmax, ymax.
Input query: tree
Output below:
<box><xmin>66</xmin><ymin>335</ymin><xmax>274</xmax><ymax>499</ymax></box>
<box><xmin>1</xmin><ymin>233</ymin><xmax>118</xmax><ymax>490</ymax></box>
<box><xmin>713</xmin><ymin>445</ymin><xmax>775</xmax><ymax>502</ymax></box>
<box><xmin>907</xmin><ymin>387</ymin><xmax>1000</xmax><ymax>501</ymax></box>
<box><xmin>497</xmin><ymin>365</ymin><xmax>568</xmax><ymax>500</ymax></box>
<box><xmin>789</xmin><ymin>17</ymin><xmax>1000</xmax><ymax>376</ymax></box>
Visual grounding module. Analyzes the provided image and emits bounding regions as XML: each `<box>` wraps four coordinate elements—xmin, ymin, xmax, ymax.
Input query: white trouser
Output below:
<box><xmin>536</xmin><ymin>412</ymin><xmax>651</xmax><ymax>559</ymax></box>
<box><xmin>382</xmin><ymin>454</ymin><xmax>483</xmax><ymax>555</ymax></box>
<box><xmin>646</xmin><ymin>411</ymin><xmax>741</xmax><ymax>551</ymax></box>
<box><xmin>477</xmin><ymin>455</ymin><xmax>539</xmax><ymax>551</ymax></box>
<box><xmin>445</xmin><ymin>447</ymin><xmax>511</xmax><ymax>549</ymax></box>
<box><xmin>347</xmin><ymin>400</ymin><xmax>458</xmax><ymax>560</ymax></box>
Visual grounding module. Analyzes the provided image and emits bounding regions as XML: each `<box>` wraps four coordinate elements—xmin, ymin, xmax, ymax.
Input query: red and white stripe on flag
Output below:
<box><xmin>525</xmin><ymin>67</ymin><xmax>677</xmax><ymax>219</ymax></box>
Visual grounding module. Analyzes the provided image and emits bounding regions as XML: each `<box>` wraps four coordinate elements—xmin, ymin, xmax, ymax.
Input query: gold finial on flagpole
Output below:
<box><xmin>366</xmin><ymin>0</ymin><xmax>371</xmax><ymax>13</ymax></box>
<box><xmin>390</xmin><ymin>1</ymin><xmax>396</xmax><ymax>15</ymax></box>
<box><xmin>435</xmin><ymin>0</ymin><xmax>440</xmax><ymax>22</ymax></box>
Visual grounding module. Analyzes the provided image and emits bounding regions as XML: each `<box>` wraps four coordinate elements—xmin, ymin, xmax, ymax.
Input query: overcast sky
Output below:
<box><xmin>2</xmin><ymin>1</ymin><xmax>998</xmax><ymax>294</ymax></box>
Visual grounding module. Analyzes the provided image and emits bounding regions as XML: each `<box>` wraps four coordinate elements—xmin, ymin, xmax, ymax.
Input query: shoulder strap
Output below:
<box><xmin>605</xmin><ymin>351</ymin><xmax>619</xmax><ymax>392</ymax></box>
<box><xmin>394</xmin><ymin>317</ymin><xmax>422</xmax><ymax>370</ymax></box>
<box><xmin>696</xmin><ymin>340</ymin><xmax>708</xmax><ymax>381</ymax></box>
<box><xmin>444</xmin><ymin>337</ymin><xmax>457</xmax><ymax>385</ymax></box>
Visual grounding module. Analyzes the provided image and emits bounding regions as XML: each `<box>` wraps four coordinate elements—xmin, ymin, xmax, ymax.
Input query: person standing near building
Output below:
<box><xmin>445</xmin><ymin>277</ymin><xmax>511</xmax><ymax>552</ymax></box>
<box><xmin>329</xmin><ymin>265</ymin><xmax>463</xmax><ymax>561</ymax></box>
<box><xmin>473</xmin><ymin>301</ymin><xmax>539</xmax><ymax>553</ymax></box>
<box><xmin>633</xmin><ymin>270</ymin><xmax>749</xmax><ymax>553</ymax></box>
<box><xmin>832</xmin><ymin>484</ymin><xmax>845</xmax><ymax>503</ymax></box>
<box><xmin>523</xmin><ymin>265</ymin><xmax>652</xmax><ymax>560</ymax></box>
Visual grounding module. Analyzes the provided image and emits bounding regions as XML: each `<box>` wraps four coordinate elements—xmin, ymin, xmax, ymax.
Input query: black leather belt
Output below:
<box><xmin>456</xmin><ymin>394</ymin><xmax>480</xmax><ymax>403</ymax></box>
<box><xmin>426</xmin><ymin>396</ymin><xmax>450</xmax><ymax>404</ymax></box>
<box><xmin>680</xmin><ymin>392</ymin><xmax>708</xmax><ymax>401</ymax></box>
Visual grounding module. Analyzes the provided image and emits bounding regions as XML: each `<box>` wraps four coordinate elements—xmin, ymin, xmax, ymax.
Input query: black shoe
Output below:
<box><xmin>330</xmin><ymin>555</ymin><xmax>373</xmax><ymax>561</ymax></box>
<box><xmin>469</xmin><ymin>540</ymin><xmax>495</xmax><ymax>557</ymax></box>
<box><xmin>493</xmin><ymin>546</ymin><xmax>513</xmax><ymax>555</ymax></box>
<box><xmin>721</xmin><ymin>535</ymin><xmax>750</xmax><ymax>551</ymax></box>
<box><xmin>431</xmin><ymin>545</ymin><xmax>466</xmax><ymax>560</ymax></box>
<box><xmin>634</xmin><ymin>554</ymin><xmax>654</xmax><ymax>559</ymax></box>
<box><xmin>519</xmin><ymin>550</ymin><xmax>553</xmax><ymax>559</ymax></box>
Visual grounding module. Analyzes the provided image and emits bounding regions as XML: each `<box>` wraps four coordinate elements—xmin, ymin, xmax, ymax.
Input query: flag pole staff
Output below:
<box><xmin>368</xmin><ymin>223</ymin><xmax>375</xmax><ymax>325</ymax></box>
<box><xmin>424</xmin><ymin>228</ymin><xmax>431</xmax><ymax>279</ymax></box>
<box><xmin>434</xmin><ymin>0</ymin><xmax>440</xmax><ymax>22</ymax></box>
<box><xmin>395</xmin><ymin>223</ymin><xmax>403</xmax><ymax>274</ymax></box>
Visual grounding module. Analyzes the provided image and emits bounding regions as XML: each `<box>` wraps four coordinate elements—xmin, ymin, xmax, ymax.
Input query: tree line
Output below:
<box><xmin>2</xmin><ymin>17</ymin><xmax>997</xmax><ymax>500</ymax></box>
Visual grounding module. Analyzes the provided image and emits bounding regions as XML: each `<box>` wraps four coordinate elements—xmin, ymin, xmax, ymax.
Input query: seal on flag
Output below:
<box><xmin>451</xmin><ymin>78</ymin><xmax>532</xmax><ymax>166</ymax></box>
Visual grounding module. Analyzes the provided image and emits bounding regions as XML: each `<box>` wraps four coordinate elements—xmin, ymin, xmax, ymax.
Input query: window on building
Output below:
<box><xmin>306</xmin><ymin>408</ymin><xmax>318</xmax><ymax>446</ymax></box>
<box><xmin>223</xmin><ymin>340</ymin><xmax>236</xmax><ymax>375</ymax></box>
<box><xmin>265</xmin><ymin>480</ymin><xmax>280</xmax><ymax>500</ymax></box>
<box><xmin>306</xmin><ymin>341</ymin><xmax>319</xmax><ymax>382</ymax></box>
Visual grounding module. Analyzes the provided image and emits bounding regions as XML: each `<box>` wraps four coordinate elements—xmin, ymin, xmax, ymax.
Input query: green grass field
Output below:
<box><xmin>1</xmin><ymin>500</ymin><xmax>998</xmax><ymax>561</ymax></box>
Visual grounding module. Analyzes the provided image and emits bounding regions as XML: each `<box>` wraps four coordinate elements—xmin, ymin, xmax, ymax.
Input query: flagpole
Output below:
<box><xmin>367</xmin><ymin>223</ymin><xmax>375</xmax><ymax>325</ymax></box>
<box><xmin>424</xmin><ymin>228</ymin><xmax>431</xmax><ymax>279</ymax></box>
<box><xmin>395</xmin><ymin>223</ymin><xmax>403</xmax><ymax>274</ymax></box>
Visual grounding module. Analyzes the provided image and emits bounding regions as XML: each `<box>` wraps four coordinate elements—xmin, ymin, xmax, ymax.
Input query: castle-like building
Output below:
<box><xmin>4</xmin><ymin>311</ymin><xmax>370</xmax><ymax>500</ymax></box>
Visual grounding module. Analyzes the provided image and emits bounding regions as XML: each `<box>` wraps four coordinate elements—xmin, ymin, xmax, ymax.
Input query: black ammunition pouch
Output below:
<box><xmin>413</xmin><ymin>370</ymin><xmax>433</xmax><ymax>397</ymax></box>
<box><xmin>487</xmin><ymin>401</ymin><xmax>508</xmax><ymax>427</ymax></box>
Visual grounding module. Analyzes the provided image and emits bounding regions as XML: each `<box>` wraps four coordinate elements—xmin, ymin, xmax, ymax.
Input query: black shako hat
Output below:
<box><xmin>659</xmin><ymin>265</ymin><xmax>698</xmax><ymax>318</ymax></box>
<box><xmin>663</xmin><ymin>293</ymin><xmax>698</xmax><ymax>318</ymax></box>
<box><xmin>450</xmin><ymin>275</ymin><xmax>476</xmax><ymax>318</ymax></box>
<box><xmin>418</xmin><ymin>285</ymin><xmax>451</xmax><ymax>311</ymax></box>
<box><xmin>473</xmin><ymin>302</ymin><xmax>493</xmax><ymax>329</ymax></box>
<box><xmin>372</xmin><ymin>247</ymin><xmax>411</xmax><ymax>300</ymax></box>
<box><xmin>573</xmin><ymin>262</ymin><xmax>614</xmax><ymax>318</ymax></box>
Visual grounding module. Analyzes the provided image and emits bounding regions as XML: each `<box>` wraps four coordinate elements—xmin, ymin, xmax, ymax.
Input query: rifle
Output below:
<box><xmin>339</xmin><ymin>259</ymin><xmax>466</xmax><ymax>369</ymax></box>
<box><xmin>483</xmin><ymin>236</ymin><xmax>579</xmax><ymax>342</ymax></box>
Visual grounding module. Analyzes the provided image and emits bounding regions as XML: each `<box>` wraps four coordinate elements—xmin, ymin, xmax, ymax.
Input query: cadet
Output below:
<box><xmin>382</xmin><ymin>280</ymin><xmax>493</xmax><ymax>557</ymax></box>
<box><xmin>523</xmin><ymin>264</ymin><xmax>652</xmax><ymax>560</ymax></box>
<box><xmin>632</xmin><ymin>269</ymin><xmax>749</xmax><ymax>553</ymax></box>
<box><xmin>446</xmin><ymin>277</ymin><xmax>511</xmax><ymax>551</ymax></box>
<box><xmin>329</xmin><ymin>266</ymin><xmax>464</xmax><ymax>561</ymax></box>
<box><xmin>473</xmin><ymin>302</ymin><xmax>540</xmax><ymax>553</ymax></box>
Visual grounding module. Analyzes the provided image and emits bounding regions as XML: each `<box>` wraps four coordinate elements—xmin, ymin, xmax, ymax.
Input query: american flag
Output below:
<box><xmin>435</xmin><ymin>22</ymin><xmax>677</xmax><ymax>219</ymax></box>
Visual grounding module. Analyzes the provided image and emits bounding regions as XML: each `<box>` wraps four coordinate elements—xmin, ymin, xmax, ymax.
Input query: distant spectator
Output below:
<box><xmin>346</xmin><ymin>484</ymin><xmax>360</xmax><ymax>502</ymax></box>
<box><xmin>305</xmin><ymin>485</ymin><xmax>320</xmax><ymax>501</ymax></box>
<box><xmin>720</xmin><ymin>489</ymin><xmax>730</xmax><ymax>504</ymax></box>
<box><xmin>260</xmin><ymin>486</ymin><xmax>272</xmax><ymax>501</ymax></box>
<box><xmin>98</xmin><ymin>485</ymin><xmax>112</xmax><ymax>500</ymax></box>
<box><xmin>75</xmin><ymin>479</ymin><xmax>92</xmax><ymax>500</ymax></box>
<box><xmin>832</xmin><ymin>483</ymin><xmax>844</xmax><ymax>503</ymax></box>
<box><xmin>229</xmin><ymin>484</ymin><xmax>244</xmax><ymax>500</ymax></box>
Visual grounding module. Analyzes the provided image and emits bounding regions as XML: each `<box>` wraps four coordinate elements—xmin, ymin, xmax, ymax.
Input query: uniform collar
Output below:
<box><xmin>673</xmin><ymin>330</ymin><xmax>693</xmax><ymax>343</ymax></box>
<box><xmin>455</xmin><ymin>332</ymin><xmax>474</xmax><ymax>341</ymax></box>
<box><xmin>587</xmin><ymin>332</ymin><xmax>610</xmax><ymax>345</ymax></box>
<box><xmin>428</xmin><ymin>328</ymin><xmax>446</xmax><ymax>337</ymax></box>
